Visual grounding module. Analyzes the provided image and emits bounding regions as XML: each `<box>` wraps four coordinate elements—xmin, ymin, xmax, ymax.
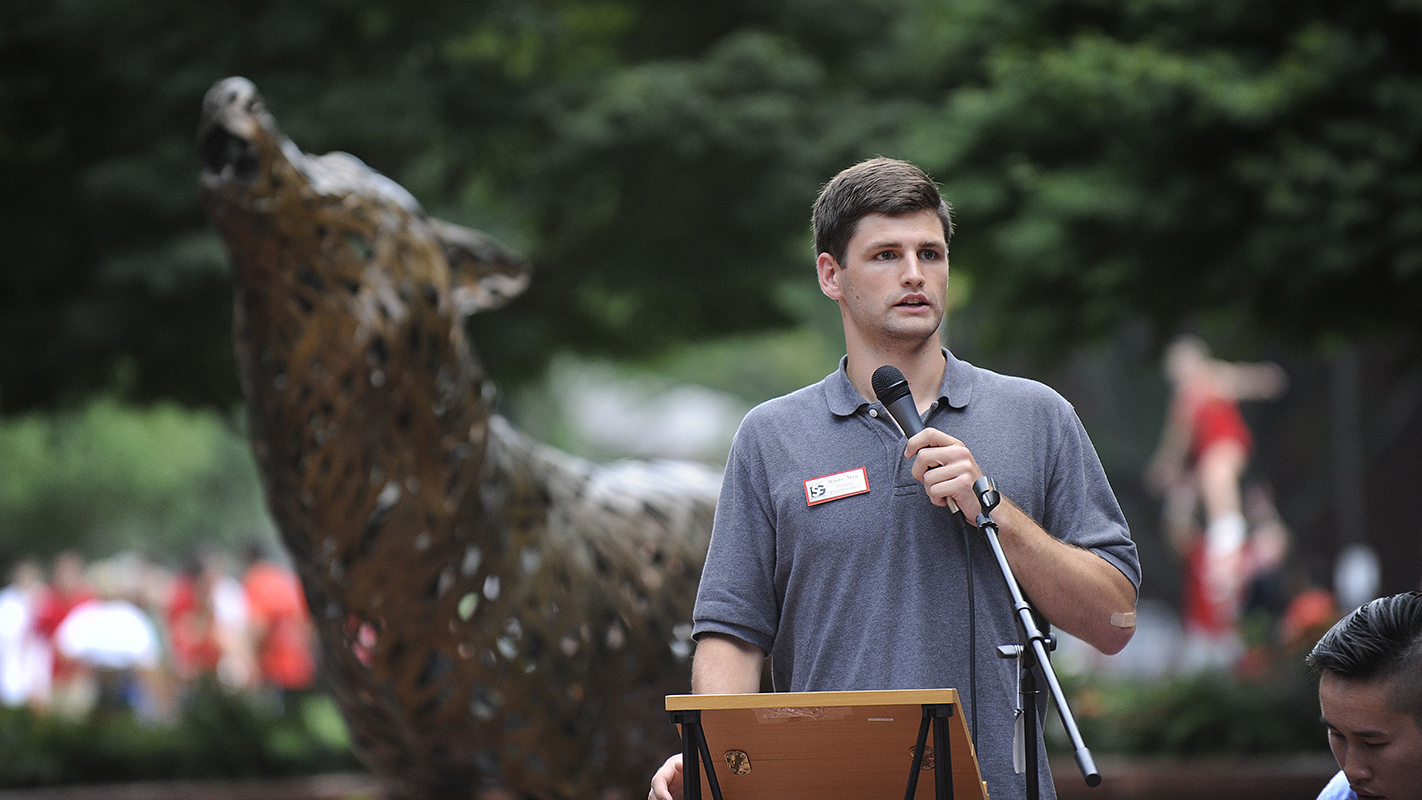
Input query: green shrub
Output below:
<box><xmin>1049</xmin><ymin>667</ymin><xmax>1327</xmax><ymax>757</ymax></box>
<box><xmin>0</xmin><ymin>682</ymin><xmax>360</xmax><ymax>788</ymax></box>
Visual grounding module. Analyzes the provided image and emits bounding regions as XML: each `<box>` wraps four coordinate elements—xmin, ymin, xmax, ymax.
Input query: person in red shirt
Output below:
<box><xmin>1147</xmin><ymin>335</ymin><xmax>1287</xmax><ymax>667</ymax></box>
<box><xmin>167</xmin><ymin>549</ymin><xmax>255</xmax><ymax>691</ymax></box>
<box><xmin>166</xmin><ymin>555</ymin><xmax>223</xmax><ymax>684</ymax></box>
<box><xmin>32</xmin><ymin>551</ymin><xmax>97</xmax><ymax>715</ymax></box>
<box><xmin>241</xmin><ymin>543</ymin><xmax>315</xmax><ymax>699</ymax></box>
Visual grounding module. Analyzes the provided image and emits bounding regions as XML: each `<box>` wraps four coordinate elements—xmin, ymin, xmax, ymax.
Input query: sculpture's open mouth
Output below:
<box><xmin>198</xmin><ymin>123</ymin><xmax>259</xmax><ymax>184</ymax></box>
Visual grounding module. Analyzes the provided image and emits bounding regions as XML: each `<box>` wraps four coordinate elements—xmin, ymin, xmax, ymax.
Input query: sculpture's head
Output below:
<box><xmin>198</xmin><ymin>75</ymin><xmax>529</xmax><ymax>318</ymax></box>
<box><xmin>198</xmin><ymin>77</ymin><xmax>317</xmax><ymax>212</ymax></box>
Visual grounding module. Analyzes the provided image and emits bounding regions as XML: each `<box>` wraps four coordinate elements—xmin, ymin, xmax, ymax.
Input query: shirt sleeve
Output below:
<box><xmin>690</xmin><ymin>414</ymin><xmax>780</xmax><ymax>655</ymax></box>
<box><xmin>1043</xmin><ymin>396</ymin><xmax>1142</xmax><ymax>593</ymax></box>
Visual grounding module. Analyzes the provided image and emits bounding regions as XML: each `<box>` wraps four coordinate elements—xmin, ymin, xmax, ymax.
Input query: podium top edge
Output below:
<box><xmin>665</xmin><ymin>688</ymin><xmax>960</xmax><ymax>711</ymax></box>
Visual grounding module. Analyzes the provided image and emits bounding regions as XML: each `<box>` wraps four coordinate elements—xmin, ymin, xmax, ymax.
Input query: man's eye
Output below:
<box><xmin>874</xmin><ymin>251</ymin><xmax>895</xmax><ymax>261</ymax></box>
<box><xmin>920</xmin><ymin>250</ymin><xmax>940</xmax><ymax>260</ymax></box>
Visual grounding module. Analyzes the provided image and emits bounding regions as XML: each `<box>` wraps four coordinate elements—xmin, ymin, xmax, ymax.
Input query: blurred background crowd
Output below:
<box><xmin>0</xmin><ymin>544</ymin><xmax>314</xmax><ymax>724</ymax></box>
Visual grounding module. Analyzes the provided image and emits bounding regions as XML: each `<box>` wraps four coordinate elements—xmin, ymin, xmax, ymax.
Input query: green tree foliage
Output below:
<box><xmin>900</xmin><ymin>0</ymin><xmax>1422</xmax><ymax>353</ymax></box>
<box><xmin>0</xmin><ymin>0</ymin><xmax>517</xmax><ymax>412</ymax></box>
<box><xmin>0</xmin><ymin>397</ymin><xmax>270</xmax><ymax>564</ymax></box>
<box><xmin>3</xmin><ymin>0</ymin><xmax>1420</xmax><ymax>415</ymax></box>
<box><xmin>0</xmin><ymin>0</ymin><xmax>904</xmax><ymax>412</ymax></box>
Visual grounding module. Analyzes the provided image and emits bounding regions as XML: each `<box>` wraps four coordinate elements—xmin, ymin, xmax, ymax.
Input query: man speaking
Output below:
<box><xmin>650</xmin><ymin>157</ymin><xmax>1140</xmax><ymax>800</ymax></box>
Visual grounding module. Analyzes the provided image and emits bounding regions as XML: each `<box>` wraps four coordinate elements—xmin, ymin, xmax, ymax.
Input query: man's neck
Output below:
<box><xmin>845</xmin><ymin>340</ymin><xmax>947</xmax><ymax>414</ymax></box>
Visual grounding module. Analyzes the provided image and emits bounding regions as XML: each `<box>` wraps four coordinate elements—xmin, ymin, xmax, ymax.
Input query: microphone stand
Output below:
<box><xmin>972</xmin><ymin>475</ymin><xmax>1101</xmax><ymax>797</ymax></box>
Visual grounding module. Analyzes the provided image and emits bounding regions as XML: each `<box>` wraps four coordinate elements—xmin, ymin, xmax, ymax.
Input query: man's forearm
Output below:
<box><xmin>993</xmin><ymin>501</ymin><xmax>1137</xmax><ymax>655</ymax></box>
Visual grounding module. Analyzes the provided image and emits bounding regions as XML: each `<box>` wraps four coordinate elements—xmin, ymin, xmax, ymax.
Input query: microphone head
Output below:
<box><xmin>871</xmin><ymin>365</ymin><xmax>912</xmax><ymax>405</ymax></box>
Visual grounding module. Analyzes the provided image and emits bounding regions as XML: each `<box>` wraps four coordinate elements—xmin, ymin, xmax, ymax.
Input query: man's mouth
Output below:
<box><xmin>896</xmin><ymin>295</ymin><xmax>931</xmax><ymax>309</ymax></box>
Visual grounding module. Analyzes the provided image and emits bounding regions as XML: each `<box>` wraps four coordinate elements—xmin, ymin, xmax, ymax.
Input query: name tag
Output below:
<box><xmin>804</xmin><ymin>467</ymin><xmax>870</xmax><ymax>506</ymax></box>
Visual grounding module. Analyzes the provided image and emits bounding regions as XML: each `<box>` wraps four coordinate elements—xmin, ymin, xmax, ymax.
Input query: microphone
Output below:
<box><xmin>872</xmin><ymin>365</ymin><xmax>958</xmax><ymax>512</ymax></box>
<box><xmin>871</xmin><ymin>365</ymin><xmax>923</xmax><ymax>437</ymax></box>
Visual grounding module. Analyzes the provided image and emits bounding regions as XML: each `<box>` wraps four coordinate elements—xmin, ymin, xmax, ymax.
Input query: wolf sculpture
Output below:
<box><xmin>198</xmin><ymin>76</ymin><xmax>719</xmax><ymax>800</ymax></box>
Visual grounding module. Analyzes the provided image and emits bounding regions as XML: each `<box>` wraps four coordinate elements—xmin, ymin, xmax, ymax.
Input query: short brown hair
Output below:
<box><xmin>812</xmin><ymin>157</ymin><xmax>953</xmax><ymax>266</ymax></box>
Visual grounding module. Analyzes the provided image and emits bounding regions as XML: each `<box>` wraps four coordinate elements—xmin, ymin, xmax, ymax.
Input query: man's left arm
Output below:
<box><xmin>906</xmin><ymin>428</ymin><xmax>1138</xmax><ymax>655</ymax></box>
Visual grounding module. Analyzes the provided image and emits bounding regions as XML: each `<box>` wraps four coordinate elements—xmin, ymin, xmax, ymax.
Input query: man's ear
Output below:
<box><xmin>816</xmin><ymin>252</ymin><xmax>842</xmax><ymax>300</ymax></box>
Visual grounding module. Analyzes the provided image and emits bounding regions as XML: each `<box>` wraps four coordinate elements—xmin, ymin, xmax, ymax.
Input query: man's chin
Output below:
<box><xmin>886</xmin><ymin>320</ymin><xmax>944</xmax><ymax>343</ymax></box>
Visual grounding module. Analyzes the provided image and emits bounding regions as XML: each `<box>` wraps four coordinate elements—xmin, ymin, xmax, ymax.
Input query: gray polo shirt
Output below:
<box><xmin>692</xmin><ymin>349</ymin><xmax>1139</xmax><ymax>799</ymax></box>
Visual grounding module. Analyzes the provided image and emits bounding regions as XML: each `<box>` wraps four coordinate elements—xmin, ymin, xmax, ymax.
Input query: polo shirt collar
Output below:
<box><xmin>825</xmin><ymin>347</ymin><xmax>974</xmax><ymax>417</ymax></box>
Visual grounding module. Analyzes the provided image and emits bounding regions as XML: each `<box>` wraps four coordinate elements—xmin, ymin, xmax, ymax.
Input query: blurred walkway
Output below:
<box><xmin>1054</xmin><ymin>755</ymin><xmax>1337</xmax><ymax>800</ymax></box>
<box><xmin>0</xmin><ymin>773</ymin><xmax>375</xmax><ymax>800</ymax></box>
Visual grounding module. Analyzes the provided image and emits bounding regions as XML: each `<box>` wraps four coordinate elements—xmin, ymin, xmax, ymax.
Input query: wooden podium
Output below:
<box><xmin>667</xmin><ymin>689</ymin><xmax>989</xmax><ymax>800</ymax></box>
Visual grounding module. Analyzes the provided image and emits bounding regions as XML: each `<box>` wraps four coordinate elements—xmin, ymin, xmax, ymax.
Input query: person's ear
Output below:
<box><xmin>816</xmin><ymin>252</ymin><xmax>842</xmax><ymax>300</ymax></box>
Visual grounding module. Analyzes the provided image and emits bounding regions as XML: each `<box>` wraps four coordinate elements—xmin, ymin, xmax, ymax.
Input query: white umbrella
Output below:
<box><xmin>54</xmin><ymin>599</ymin><xmax>160</xmax><ymax>670</ymax></box>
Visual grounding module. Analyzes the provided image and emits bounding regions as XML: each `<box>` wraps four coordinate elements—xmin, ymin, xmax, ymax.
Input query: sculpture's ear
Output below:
<box><xmin>428</xmin><ymin>217</ymin><xmax>532</xmax><ymax>315</ymax></box>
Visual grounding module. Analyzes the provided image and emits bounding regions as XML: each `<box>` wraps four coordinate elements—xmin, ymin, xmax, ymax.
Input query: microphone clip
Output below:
<box><xmin>973</xmin><ymin>475</ymin><xmax>1000</xmax><ymax>513</ymax></box>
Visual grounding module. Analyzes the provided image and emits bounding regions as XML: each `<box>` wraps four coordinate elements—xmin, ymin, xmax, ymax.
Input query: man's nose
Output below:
<box><xmin>1340</xmin><ymin>748</ymin><xmax>1373</xmax><ymax>783</ymax></box>
<box><xmin>901</xmin><ymin>255</ymin><xmax>926</xmax><ymax>285</ymax></box>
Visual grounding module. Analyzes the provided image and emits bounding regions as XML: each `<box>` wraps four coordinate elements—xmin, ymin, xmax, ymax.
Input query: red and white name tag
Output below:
<box><xmin>804</xmin><ymin>467</ymin><xmax>869</xmax><ymax>506</ymax></box>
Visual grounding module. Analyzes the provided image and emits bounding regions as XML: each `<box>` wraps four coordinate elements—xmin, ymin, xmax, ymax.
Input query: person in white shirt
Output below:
<box><xmin>0</xmin><ymin>560</ymin><xmax>52</xmax><ymax>708</ymax></box>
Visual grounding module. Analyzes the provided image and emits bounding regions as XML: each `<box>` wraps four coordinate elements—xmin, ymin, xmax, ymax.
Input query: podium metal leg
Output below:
<box><xmin>904</xmin><ymin>703</ymin><xmax>954</xmax><ymax>800</ymax></box>
<box><xmin>671</xmin><ymin>710</ymin><xmax>702</xmax><ymax>800</ymax></box>
<box><xmin>932</xmin><ymin>705</ymin><xmax>954</xmax><ymax>800</ymax></box>
<box><xmin>670</xmin><ymin>709</ymin><xmax>726</xmax><ymax>800</ymax></box>
<box><xmin>905</xmin><ymin>715</ymin><xmax>931</xmax><ymax>800</ymax></box>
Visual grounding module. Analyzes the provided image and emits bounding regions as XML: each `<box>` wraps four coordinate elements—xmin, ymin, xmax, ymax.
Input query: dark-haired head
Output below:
<box><xmin>812</xmin><ymin>158</ymin><xmax>953</xmax><ymax>268</ymax></box>
<box><xmin>1308</xmin><ymin>591</ymin><xmax>1422</xmax><ymax>724</ymax></box>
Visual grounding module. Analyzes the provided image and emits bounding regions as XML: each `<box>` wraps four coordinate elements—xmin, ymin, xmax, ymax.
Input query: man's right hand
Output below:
<box><xmin>649</xmin><ymin>753</ymin><xmax>684</xmax><ymax>800</ymax></box>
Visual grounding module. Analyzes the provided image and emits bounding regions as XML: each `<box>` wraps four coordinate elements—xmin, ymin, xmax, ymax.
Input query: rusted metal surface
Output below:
<box><xmin>198</xmin><ymin>77</ymin><xmax>718</xmax><ymax>800</ymax></box>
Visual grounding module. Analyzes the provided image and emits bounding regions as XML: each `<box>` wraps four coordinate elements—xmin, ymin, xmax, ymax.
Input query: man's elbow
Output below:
<box><xmin>1094</xmin><ymin>624</ymin><xmax>1135</xmax><ymax>656</ymax></box>
<box><xmin>1091</xmin><ymin>607</ymin><xmax>1137</xmax><ymax>656</ymax></box>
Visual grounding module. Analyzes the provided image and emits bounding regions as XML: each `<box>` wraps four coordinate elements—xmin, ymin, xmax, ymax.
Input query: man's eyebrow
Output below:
<box><xmin>862</xmin><ymin>238</ymin><xmax>946</xmax><ymax>251</ymax></box>
<box><xmin>861</xmin><ymin>238</ymin><xmax>904</xmax><ymax>251</ymax></box>
<box><xmin>1321</xmin><ymin>716</ymin><xmax>1389</xmax><ymax>738</ymax></box>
